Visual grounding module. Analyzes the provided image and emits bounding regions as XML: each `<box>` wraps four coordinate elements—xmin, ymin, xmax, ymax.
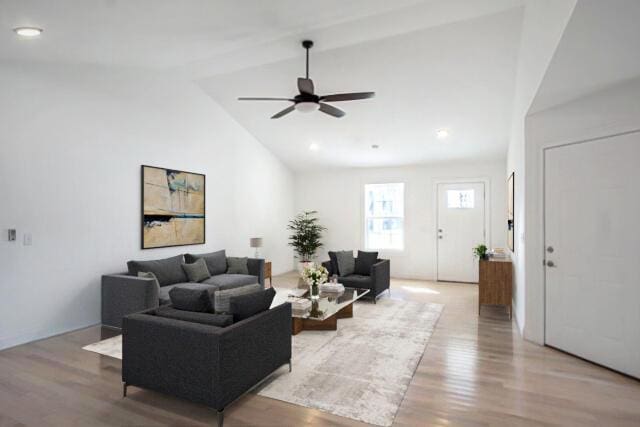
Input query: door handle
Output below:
<box><xmin>438</xmin><ymin>236</ymin><xmax>443</xmax><ymax>239</ymax></box>
<box><xmin>546</xmin><ymin>260</ymin><xmax>556</xmax><ymax>267</ymax></box>
<box><xmin>546</xmin><ymin>246</ymin><xmax>554</xmax><ymax>253</ymax></box>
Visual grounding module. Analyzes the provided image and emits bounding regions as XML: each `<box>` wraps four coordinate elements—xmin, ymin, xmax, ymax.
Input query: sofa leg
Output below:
<box><xmin>122</xmin><ymin>382</ymin><xmax>127</xmax><ymax>398</ymax></box>
<box><xmin>289</xmin><ymin>359</ymin><xmax>292</xmax><ymax>373</ymax></box>
<box><xmin>217</xmin><ymin>410</ymin><xmax>224</xmax><ymax>427</ymax></box>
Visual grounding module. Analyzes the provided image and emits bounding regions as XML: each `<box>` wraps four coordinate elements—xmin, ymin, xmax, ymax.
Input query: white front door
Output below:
<box><xmin>545</xmin><ymin>131</ymin><xmax>640</xmax><ymax>378</ymax></box>
<box><xmin>437</xmin><ymin>182</ymin><xmax>486</xmax><ymax>282</ymax></box>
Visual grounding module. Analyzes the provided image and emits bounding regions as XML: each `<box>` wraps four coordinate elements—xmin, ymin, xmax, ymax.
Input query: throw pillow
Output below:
<box><xmin>226</xmin><ymin>257</ymin><xmax>249</xmax><ymax>274</ymax></box>
<box><xmin>127</xmin><ymin>254</ymin><xmax>187</xmax><ymax>286</ymax></box>
<box><xmin>169</xmin><ymin>284</ymin><xmax>215</xmax><ymax>312</ymax></box>
<box><xmin>230</xmin><ymin>288</ymin><xmax>276</xmax><ymax>322</ymax></box>
<box><xmin>335</xmin><ymin>250</ymin><xmax>355</xmax><ymax>276</ymax></box>
<box><xmin>328</xmin><ymin>251</ymin><xmax>339</xmax><ymax>275</ymax></box>
<box><xmin>182</xmin><ymin>258</ymin><xmax>211</xmax><ymax>282</ymax></box>
<box><xmin>185</xmin><ymin>250</ymin><xmax>227</xmax><ymax>276</ymax></box>
<box><xmin>354</xmin><ymin>250</ymin><xmax>379</xmax><ymax>275</ymax></box>
<box><xmin>213</xmin><ymin>283</ymin><xmax>261</xmax><ymax>313</ymax></box>
<box><xmin>138</xmin><ymin>271</ymin><xmax>161</xmax><ymax>293</ymax></box>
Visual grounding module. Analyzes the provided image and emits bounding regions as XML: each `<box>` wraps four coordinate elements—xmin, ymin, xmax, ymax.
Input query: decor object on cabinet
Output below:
<box><xmin>473</xmin><ymin>244</ymin><xmax>489</xmax><ymax>260</ymax></box>
<box><xmin>141</xmin><ymin>165</ymin><xmax>205</xmax><ymax>249</ymax></box>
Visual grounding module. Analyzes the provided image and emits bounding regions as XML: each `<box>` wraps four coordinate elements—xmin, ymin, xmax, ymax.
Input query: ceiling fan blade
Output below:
<box><xmin>271</xmin><ymin>105</ymin><xmax>296</xmax><ymax>119</ymax></box>
<box><xmin>319</xmin><ymin>103</ymin><xmax>346</xmax><ymax>118</ymax></box>
<box><xmin>297</xmin><ymin>78</ymin><xmax>315</xmax><ymax>94</ymax></box>
<box><xmin>320</xmin><ymin>92</ymin><xmax>375</xmax><ymax>102</ymax></box>
<box><xmin>238</xmin><ymin>97</ymin><xmax>293</xmax><ymax>101</ymax></box>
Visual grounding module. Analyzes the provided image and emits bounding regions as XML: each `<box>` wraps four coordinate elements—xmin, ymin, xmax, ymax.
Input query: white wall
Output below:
<box><xmin>523</xmin><ymin>76</ymin><xmax>640</xmax><ymax>344</ymax></box>
<box><xmin>506</xmin><ymin>0</ymin><xmax>576</xmax><ymax>335</ymax></box>
<box><xmin>0</xmin><ymin>62</ymin><xmax>295</xmax><ymax>350</ymax></box>
<box><xmin>295</xmin><ymin>160</ymin><xmax>506</xmax><ymax>280</ymax></box>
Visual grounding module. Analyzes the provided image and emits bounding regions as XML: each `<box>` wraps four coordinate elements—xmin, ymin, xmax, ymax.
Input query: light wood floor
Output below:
<box><xmin>1</xmin><ymin>275</ymin><xmax>639</xmax><ymax>426</ymax></box>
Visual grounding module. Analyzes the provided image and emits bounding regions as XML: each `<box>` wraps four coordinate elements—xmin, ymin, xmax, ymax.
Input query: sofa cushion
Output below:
<box><xmin>336</xmin><ymin>250</ymin><xmax>355</xmax><ymax>276</ymax></box>
<box><xmin>227</xmin><ymin>257</ymin><xmax>249</xmax><ymax>274</ymax></box>
<box><xmin>168</xmin><ymin>284</ymin><xmax>217</xmax><ymax>312</ymax></box>
<box><xmin>127</xmin><ymin>254</ymin><xmax>187</xmax><ymax>287</ymax></box>
<box><xmin>230</xmin><ymin>288</ymin><xmax>276</xmax><ymax>322</ymax></box>
<box><xmin>155</xmin><ymin>306</ymin><xmax>233</xmax><ymax>327</ymax></box>
<box><xmin>182</xmin><ymin>258</ymin><xmax>211</xmax><ymax>282</ymax></box>
<box><xmin>203</xmin><ymin>274</ymin><xmax>257</xmax><ymax>290</ymax></box>
<box><xmin>185</xmin><ymin>250</ymin><xmax>227</xmax><ymax>276</ymax></box>
<box><xmin>340</xmin><ymin>274</ymin><xmax>373</xmax><ymax>290</ymax></box>
<box><xmin>354</xmin><ymin>251</ymin><xmax>379</xmax><ymax>276</ymax></box>
<box><xmin>213</xmin><ymin>283</ymin><xmax>262</xmax><ymax>313</ymax></box>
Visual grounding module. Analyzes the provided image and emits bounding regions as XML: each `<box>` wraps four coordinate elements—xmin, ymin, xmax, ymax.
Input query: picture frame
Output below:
<box><xmin>141</xmin><ymin>165</ymin><xmax>205</xmax><ymax>249</ymax></box>
<box><xmin>507</xmin><ymin>171</ymin><xmax>514</xmax><ymax>252</ymax></box>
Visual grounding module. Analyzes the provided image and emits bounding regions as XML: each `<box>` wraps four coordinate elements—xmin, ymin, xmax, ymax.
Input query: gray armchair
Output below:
<box><xmin>122</xmin><ymin>302</ymin><xmax>292</xmax><ymax>427</ymax></box>
<box><xmin>322</xmin><ymin>257</ymin><xmax>390</xmax><ymax>303</ymax></box>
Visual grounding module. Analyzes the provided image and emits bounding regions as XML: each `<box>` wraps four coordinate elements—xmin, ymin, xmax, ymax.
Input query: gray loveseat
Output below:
<box><xmin>102</xmin><ymin>250</ymin><xmax>264</xmax><ymax>328</ymax></box>
<box><xmin>122</xmin><ymin>302</ymin><xmax>292</xmax><ymax>427</ymax></box>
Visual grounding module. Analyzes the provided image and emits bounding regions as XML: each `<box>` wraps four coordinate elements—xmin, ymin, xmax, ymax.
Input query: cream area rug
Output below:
<box><xmin>83</xmin><ymin>299</ymin><xmax>443</xmax><ymax>427</ymax></box>
<box><xmin>256</xmin><ymin>299</ymin><xmax>443</xmax><ymax>426</ymax></box>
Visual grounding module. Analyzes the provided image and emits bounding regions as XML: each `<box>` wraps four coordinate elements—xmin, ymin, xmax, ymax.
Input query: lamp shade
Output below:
<box><xmin>249</xmin><ymin>237</ymin><xmax>263</xmax><ymax>248</ymax></box>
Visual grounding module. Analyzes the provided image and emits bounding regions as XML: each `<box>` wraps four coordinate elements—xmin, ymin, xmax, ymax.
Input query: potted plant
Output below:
<box><xmin>473</xmin><ymin>244</ymin><xmax>489</xmax><ymax>260</ymax></box>
<box><xmin>302</xmin><ymin>263</ymin><xmax>329</xmax><ymax>300</ymax></box>
<box><xmin>287</xmin><ymin>210</ymin><xmax>326</xmax><ymax>271</ymax></box>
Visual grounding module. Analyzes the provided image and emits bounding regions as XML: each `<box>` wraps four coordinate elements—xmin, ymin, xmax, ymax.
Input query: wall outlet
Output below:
<box><xmin>8</xmin><ymin>229</ymin><xmax>16</xmax><ymax>241</ymax></box>
<box><xmin>24</xmin><ymin>233</ymin><xmax>32</xmax><ymax>246</ymax></box>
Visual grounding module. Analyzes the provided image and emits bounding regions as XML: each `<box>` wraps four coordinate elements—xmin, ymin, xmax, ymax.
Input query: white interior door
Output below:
<box><xmin>437</xmin><ymin>182</ymin><xmax>485</xmax><ymax>282</ymax></box>
<box><xmin>545</xmin><ymin>132</ymin><xmax>640</xmax><ymax>378</ymax></box>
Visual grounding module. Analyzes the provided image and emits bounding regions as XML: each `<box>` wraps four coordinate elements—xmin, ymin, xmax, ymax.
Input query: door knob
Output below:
<box><xmin>546</xmin><ymin>260</ymin><xmax>556</xmax><ymax>267</ymax></box>
<box><xmin>438</xmin><ymin>229</ymin><xmax>443</xmax><ymax>232</ymax></box>
<box><xmin>438</xmin><ymin>236</ymin><xmax>443</xmax><ymax>239</ymax></box>
<box><xmin>546</xmin><ymin>246</ymin><xmax>554</xmax><ymax>253</ymax></box>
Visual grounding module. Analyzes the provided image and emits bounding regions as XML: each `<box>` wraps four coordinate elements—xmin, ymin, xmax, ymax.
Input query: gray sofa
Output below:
<box><xmin>102</xmin><ymin>250</ymin><xmax>264</xmax><ymax>328</ymax></box>
<box><xmin>122</xmin><ymin>302</ymin><xmax>292</xmax><ymax>427</ymax></box>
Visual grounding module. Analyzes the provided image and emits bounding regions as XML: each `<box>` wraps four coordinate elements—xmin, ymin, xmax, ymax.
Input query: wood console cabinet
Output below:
<box><xmin>478</xmin><ymin>259</ymin><xmax>512</xmax><ymax>319</ymax></box>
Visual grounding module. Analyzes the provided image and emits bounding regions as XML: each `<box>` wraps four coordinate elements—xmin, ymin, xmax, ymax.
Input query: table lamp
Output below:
<box><xmin>249</xmin><ymin>237</ymin><xmax>263</xmax><ymax>258</ymax></box>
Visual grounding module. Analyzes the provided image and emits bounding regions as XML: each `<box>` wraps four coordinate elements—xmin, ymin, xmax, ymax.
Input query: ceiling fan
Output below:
<box><xmin>238</xmin><ymin>40</ymin><xmax>375</xmax><ymax>119</ymax></box>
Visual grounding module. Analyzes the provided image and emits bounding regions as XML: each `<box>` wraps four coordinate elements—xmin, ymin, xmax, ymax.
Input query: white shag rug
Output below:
<box><xmin>83</xmin><ymin>299</ymin><xmax>443</xmax><ymax>427</ymax></box>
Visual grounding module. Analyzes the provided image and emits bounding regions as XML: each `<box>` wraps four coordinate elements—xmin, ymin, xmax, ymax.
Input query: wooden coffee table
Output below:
<box><xmin>276</xmin><ymin>287</ymin><xmax>370</xmax><ymax>335</ymax></box>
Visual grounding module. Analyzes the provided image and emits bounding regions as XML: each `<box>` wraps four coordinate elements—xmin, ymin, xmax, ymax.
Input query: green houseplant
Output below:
<box><xmin>287</xmin><ymin>210</ymin><xmax>326</xmax><ymax>265</ymax></box>
<box><xmin>473</xmin><ymin>244</ymin><xmax>489</xmax><ymax>260</ymax></box>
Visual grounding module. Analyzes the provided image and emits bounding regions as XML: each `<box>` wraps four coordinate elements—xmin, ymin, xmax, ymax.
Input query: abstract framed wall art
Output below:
<box><xmin>507</xmin><ymin>172</ymin><xmax>515</xmax><ymax>252</ymax></box>
<box><xmin>141</xmin><ymin>165</ymin><xmax>205</xmax><ymax>249</ymax></box>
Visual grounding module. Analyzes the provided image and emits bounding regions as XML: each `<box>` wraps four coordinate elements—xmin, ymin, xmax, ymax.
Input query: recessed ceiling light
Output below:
<box><xmin>371</xmin><ymin>144</ymin><xmax>380</xmax><ymax>149</ymax></box>
<box><xmin>309</xmin><ymin>143</ymin><xmax>319</xmax><ymax>151</ymax></box>
<box><xmin>436</xmin><ymin>129</ymin><xmax>449</xmax><ymax>139</ymax></box>
<box><xmin>13</xmin><ymin>27</ymin><xmax>43</xmax><ymax>37</ymax></box>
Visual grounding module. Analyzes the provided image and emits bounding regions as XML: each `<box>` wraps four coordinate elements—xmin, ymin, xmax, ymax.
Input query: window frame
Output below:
<box><xmin>363</xmin><ymin>182</ymin><xmax>406</xmax><ymax>252</ymax></box>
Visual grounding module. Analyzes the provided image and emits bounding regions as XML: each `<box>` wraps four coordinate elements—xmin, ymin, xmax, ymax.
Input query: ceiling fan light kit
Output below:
<box><xmin>238</xmin><ymin>40</ymin><xmax>375</xmax><ymax>119</ymax></box>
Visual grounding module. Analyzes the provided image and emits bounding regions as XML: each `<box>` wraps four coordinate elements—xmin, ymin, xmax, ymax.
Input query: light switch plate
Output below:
<box><xmin>8</xmin><ymin>229</ymin><xmax>16</xmax><ymax>241</ymax></box>
<box><xmin>24</xmin><ymin>233</ymin><xmax>32</xmax><ymax>246</ymax></box>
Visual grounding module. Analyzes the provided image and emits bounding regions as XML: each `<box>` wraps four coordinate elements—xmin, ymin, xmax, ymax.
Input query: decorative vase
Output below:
<box><xmin>310</xmin><ymin>282</ymin><xmax>320</xmax><ymax>299</ymax></box>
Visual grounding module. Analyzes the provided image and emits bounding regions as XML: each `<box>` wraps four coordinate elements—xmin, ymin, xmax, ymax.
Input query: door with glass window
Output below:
<box><xmin>437</xmin><ymin>182</ymin><xmax>485</xmax><ymax>282</ymax></box>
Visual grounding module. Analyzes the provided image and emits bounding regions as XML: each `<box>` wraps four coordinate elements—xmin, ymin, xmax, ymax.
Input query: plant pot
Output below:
<box><xmin>297</xmin><ymin>261</ymin><xmax>313</xmax><ymax>274</ymax></box>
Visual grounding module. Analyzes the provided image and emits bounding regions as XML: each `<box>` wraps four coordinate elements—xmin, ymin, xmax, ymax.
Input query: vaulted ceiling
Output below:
<box><xmin>1</xmin><ymin>0</ymin><xmax>528</xmax><ymax>171</ymax></box>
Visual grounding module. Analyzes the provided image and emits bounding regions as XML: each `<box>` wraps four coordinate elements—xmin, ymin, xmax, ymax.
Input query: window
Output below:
<box><xmin>364</xmin><ymin>183</ymin><xmax>404</xmax><ymax>250</ymax></box>
<box><xmin>447</xmin><ymin>189</ymin><xmax>474</xmax><ymax>209</ymax></box>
